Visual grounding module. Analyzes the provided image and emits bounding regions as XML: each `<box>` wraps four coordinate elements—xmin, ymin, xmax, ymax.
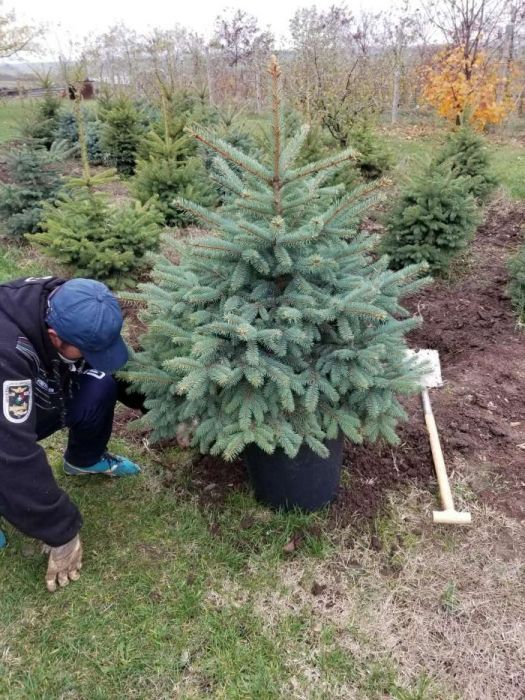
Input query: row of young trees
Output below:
<box><xmin>0</xmin><ymin>90</ymin><xmax>164</xmax><ymax>286</ymax></box>
<box><xmin>0</xmin><ymin>56</ymin><xmax>522</xmax><ymax>319</ymax></box>
<box><xmin>71</xmin><ymin>0</ymin><xmax>525</xmax><ymax>131</ymax></box>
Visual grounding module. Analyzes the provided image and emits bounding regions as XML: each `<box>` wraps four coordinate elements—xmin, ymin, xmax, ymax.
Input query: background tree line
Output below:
<box><xmin>68</xmin><ymin>0</ymin><xmax>525</xmax><ymax>129</ymax></box>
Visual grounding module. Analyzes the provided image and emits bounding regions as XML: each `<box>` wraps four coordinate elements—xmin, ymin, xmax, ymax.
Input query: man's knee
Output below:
<box><xmin>66</xmin><ymin>371</ymin><xmax>117</xmax><ymax>427</ymax></box>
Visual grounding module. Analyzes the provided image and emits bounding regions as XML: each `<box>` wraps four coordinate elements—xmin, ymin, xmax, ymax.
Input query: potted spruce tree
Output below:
<box><xmin>125</xmin><ymin>59</ymin><xmax>427</xmax><ymax>511</ymax></box>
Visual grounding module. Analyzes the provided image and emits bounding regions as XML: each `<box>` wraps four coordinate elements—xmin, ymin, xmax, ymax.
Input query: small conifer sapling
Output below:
<box><xmin>32</xmin><ymin>91</ymin><xmax>162</xmax><ymax>287</ymax></box>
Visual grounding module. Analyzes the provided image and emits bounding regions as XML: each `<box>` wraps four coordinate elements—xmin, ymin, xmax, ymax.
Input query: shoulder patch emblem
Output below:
<box><xmin>25</xmin><ymin>276</ymin><xmax>53</xmax><ymax>283</ymax></box>
<box><xmin>3</xmin><ymin>380</ymin><xmax>33</xmax><ymax>424</ymax></box>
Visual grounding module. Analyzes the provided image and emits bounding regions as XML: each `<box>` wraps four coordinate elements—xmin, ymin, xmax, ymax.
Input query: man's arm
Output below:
<box><xmin>114</xmin><ymin>375</ymin><xmax>148</xmax><ymax>413</ymax></box>
<box><xmin>0</xmin><ymin>346</ymin><xmax>82</xmax><ymax>547</ymax></box>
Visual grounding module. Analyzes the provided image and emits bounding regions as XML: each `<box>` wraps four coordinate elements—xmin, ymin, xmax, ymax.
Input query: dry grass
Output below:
<box><xmin>203</xmin><ymin>473</ymin><xmax>525</xmax><ymax>699</ymax></box>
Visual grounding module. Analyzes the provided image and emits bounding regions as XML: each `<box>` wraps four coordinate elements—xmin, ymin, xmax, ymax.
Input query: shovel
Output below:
<box><xmin>407</xmin><ymin>349</ymin><xmax>472</xmax><ymax>525</ymax></box>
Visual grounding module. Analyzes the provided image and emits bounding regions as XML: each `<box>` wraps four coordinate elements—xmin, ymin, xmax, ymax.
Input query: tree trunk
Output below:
<box><xmin>205</xmin><ymin>48</ymin><xmax>214</xmax><ymax>106</ymax></box>
<box><xmin>255</xmin><ymin>65</ymin><xmax>261</xmax><ymax>113</ymax></box>
<box><xmin>391</xmin><ymin>66</ymin><xmax>401</xmax><ymax>124</ymax></box>
<box><xmin>501</xmin><ymin>6</ymin><xmax>517</xmax><ymax>101</ymax></box>
<box><xmin>391</xmin><ymin>26</ymin><xmax>404</xmax><ymax>125</ymax></box>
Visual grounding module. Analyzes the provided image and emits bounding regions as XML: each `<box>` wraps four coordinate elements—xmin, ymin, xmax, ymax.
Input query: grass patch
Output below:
<box><xmin>0</xmin><ymin>99</ymin><xmax>27</xmax><ymax>143</ymax></box>
<box><xmin>490</xmin><ymin>141</ymin><xmax>525</xmax><ymax>200</ymax></box>
<box><xmin>0</xmin><ymin>245</ymin><xmax>53</xmax><ymax>282</ymax></box>
<box><xmin>381</xmin><ymin>133</ymin><xmax>442</xmax><ymax>167</ymax></box>
<box><xmin>0</xmin><ymin>434</ymin><xmax>441</xmax><ymax>699</ymax></box>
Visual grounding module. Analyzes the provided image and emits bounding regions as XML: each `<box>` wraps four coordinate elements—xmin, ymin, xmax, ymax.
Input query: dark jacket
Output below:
<box><xmin>0</xmin><ymin>276</ymin><xmax>82</xmax><ymax>546</ymax></box>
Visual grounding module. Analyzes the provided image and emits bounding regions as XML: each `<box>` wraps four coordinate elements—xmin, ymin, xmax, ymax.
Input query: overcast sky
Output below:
<box><xmin>9</xmin><ymin>0</ymin><xmax>394</xmax><ymax>59</ymax></box>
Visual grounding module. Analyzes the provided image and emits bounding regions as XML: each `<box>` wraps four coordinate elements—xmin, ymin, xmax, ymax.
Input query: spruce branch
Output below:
<box><xmin>321</xmin><ymin>181</ymin><xmax>386</xmax><ymax>231</ymax></box>
<box><xmin>285</xmin><ymin>147</ymin><xmax>357</xmax><ymax>183</ymax></box>
<box><xmin>186</xmin><ymin>125</ymin><xmax>271</xmax><ymax>183</ymax></box>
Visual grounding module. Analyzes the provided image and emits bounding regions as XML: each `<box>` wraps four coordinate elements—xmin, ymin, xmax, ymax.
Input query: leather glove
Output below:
<box><xmin>176</xmin><ymin>418</ymin><xmax>199</xmax><ymax>448</ymax></box>
<box><xmin>43</xmin><ymin>535</ymin><xmax>82</xmax><ymax>592</ymax></box>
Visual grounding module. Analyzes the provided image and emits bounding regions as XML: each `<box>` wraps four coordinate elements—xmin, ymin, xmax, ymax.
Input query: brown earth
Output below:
<box><xmin>332</xmin><ymin>197</ymin><xmax>525</xmax><ymax>524</ymax></box>
<box><xmin>119</xmin><ymin>198</ymin><xmax>524</xmax><ymax>524</ymax></box>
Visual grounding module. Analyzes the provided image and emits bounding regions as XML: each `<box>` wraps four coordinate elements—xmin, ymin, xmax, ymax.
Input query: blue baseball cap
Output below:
<box><xmin>46</xmin><ymin>279</ymin><xmax>129</xmax><ymax>373</ymax></box>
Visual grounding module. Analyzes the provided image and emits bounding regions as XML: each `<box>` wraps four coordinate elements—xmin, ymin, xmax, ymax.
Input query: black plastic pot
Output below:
<box><xmin>243</xmin><ymin>434</ymin><xmax>344</xmax><ymax>512</ymax></box>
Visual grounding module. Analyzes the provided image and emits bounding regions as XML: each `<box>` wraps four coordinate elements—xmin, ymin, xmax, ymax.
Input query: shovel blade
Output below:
<box><xmin>406</xmin><ymin>348</ymin><xmax>443</xmax><ymax>389</ymax></box>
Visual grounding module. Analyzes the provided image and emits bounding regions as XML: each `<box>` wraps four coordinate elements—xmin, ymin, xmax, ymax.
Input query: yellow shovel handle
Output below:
<box><xmin>422</xmin><ymin>389</ymin><xmax>455</xmax><ymax>512</ymax></box>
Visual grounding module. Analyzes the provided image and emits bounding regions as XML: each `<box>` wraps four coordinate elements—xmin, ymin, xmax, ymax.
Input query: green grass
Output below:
<box><xmin>0</xmin><ymin>433</ymin><xmax>440</xmax><ymax>699</ymax></box>
<box><xmin>490</xmin><ymin>142</ymin><xmax>525</xmax><ymax>200</ymax></box>
<box><xmin>0</xmin><ymin>99</ymin><xmax>26</xmax><ymax>143</ymax></box>
<box><xmin>383</xmin><ymin>129</ymin><xmax>525</xmax><ymax>201</ymax></box>
<box><xmin>382</xmin><ymin>133</ymin><xmax>442</xmax><ymax>165</ymax></box>
<box><xmin>0</xmin><ymin>246</ymin><xmax>50</xmax><ymax>281</ymax></box>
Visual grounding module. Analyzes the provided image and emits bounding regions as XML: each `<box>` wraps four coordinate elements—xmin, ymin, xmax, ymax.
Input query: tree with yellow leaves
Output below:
<box><xmin>423</xmin><ymin>45</ymin><xmax>513</xmax><ymax>130</ymax></box>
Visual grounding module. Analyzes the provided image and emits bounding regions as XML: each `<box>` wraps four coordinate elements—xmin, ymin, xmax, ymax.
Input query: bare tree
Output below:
<box><xmin>0</xmin><ymin>2</ymin><xmax>39</xmax><ymax>58</ymax></box>
<box><xmin>82</xmin><ymin>24</ymin><xmax>144</xmax><ymax>90</ymax></box>
<box><xmin>380</xmin><ymin>2</ymin><xmax>428</xmax><ymax>123</ymax></box>
<box><xmin>212</xmin><ymin>9</ymin><xmax>273</xmax><ymax>67</ymax></box>
<box><xmin>210</xmin><ymin>8</ymin><xmax>273</xmax><ymax>105</ymax></box>
<box><xmin>289</xmin><ymin>4</ymin><xmax>381</xmax><ymax>146</ymax></box>
<box><xmin>424</xmin><ymin>0</ymin><xmax>511</xmax><ymax>74</ymax></box>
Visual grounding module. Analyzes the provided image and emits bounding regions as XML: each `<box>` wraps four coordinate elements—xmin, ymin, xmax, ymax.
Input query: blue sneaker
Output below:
<box><xmin>64</xmin><ymin>452</ymin><xmax>141</xmax><ymax>477</ymax></box>
<box><xmin>0</xmin><ymin>529</ymin><xmax>6</xmax><ymax>549</ymax></box>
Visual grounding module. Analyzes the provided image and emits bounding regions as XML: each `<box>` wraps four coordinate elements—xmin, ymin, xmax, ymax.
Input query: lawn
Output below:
<box><xmin>0</xmin><ymin>392</ymin><xmax>448</xmax><ymax>698</ymax></box>
<box><xmin>0</xmin><ymin>99</ymin><xmax>27</xmax><ymax>143</ymax></box>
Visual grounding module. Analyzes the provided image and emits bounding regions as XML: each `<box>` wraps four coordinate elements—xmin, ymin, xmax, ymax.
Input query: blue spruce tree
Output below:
<box><xmin>125</xmin><ymin>59</ymin><xmax>428</xmax><ymax>461</ymax></box>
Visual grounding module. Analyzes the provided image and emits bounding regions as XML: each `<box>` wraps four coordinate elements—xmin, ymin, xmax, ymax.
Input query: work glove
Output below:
<box><xmin>43</xmin><ymin>534</ymin><xmax>82</xmax><ymax>592</ymax></box>
<box><xmin>176</xmin><ymin>418</ymin><xmax>199</xmax><ymax>448</ymax></box>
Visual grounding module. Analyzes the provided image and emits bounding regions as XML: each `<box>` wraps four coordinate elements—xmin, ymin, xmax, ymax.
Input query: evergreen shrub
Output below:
<box><xmin>55</xmin><ymin>110</ymin><xmax>106</xmax><ymax>165</ymax></box>
<box><xmin>0</xmin><ymin>142</ymin><xmax>68</xmax><ymax>238</ymax></box>
<box><xmin>32</xmin><ymin>175</ymin><xmax>163</xmax><ymax>287</ymax></box>
<box><xmin>124</xmin><ymin>59</ymin><xmax>429</xmax><ymax>461</ymax></box>
<box><xmin>350</xmin><ymin>124</ymin><xmax>392</xmax><ymax>181</ymax></box>
<box><xmin>55</xmin><ymin>109</ymin><xmax>78</xmax><ymax>145</ymax></box>
<box><xmin>99</xmin><ymin>97</ymin><xmax>145</xmax><ymax>176</ymax></box>
<box><xmin>433</xmin><ymin>126</ymin><xmax>497</xmax><ymax>201</ymax></box>
<box><xmin>22</xmin><ymin>93</ymin><xmax>62</xmax><ymax>148</ymax></box>
<box><xmin>508</xmin><ymin>240</ymin><xmax>525</xmax><ymax>322</ymax></box>
<box><xmin>85</xmin><ymin>121</ymin><xmax>107</xmax><ymax>165</ymax></box>
<box><xmin>134</xmin><ymin>131</ymin><xmax>216</xmax><ymax>227</ymax></box>
<box><xmin>382</xmin><ymin>165</ymin><xmax>480</xmax><ymax>274</ymax></box>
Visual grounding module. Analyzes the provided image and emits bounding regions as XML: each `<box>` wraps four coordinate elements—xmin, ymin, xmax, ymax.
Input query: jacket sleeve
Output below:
<box><xmin>0</xmin><ymin>344</ymin><xmax>82</xmax><ymax>546</ymax></box>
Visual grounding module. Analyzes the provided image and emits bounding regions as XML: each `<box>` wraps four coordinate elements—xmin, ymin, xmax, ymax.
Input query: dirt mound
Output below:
<box><xmin>332</xmin><ymin>198</ymin><xmax>525</xmax><ymax>525</ymax></box>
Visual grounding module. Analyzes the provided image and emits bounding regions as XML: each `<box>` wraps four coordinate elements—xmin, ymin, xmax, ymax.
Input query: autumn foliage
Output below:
<box><xmin>423</xmin><ymin>46</ymin><xmax>512</xmax><ymax>130</ymax></box>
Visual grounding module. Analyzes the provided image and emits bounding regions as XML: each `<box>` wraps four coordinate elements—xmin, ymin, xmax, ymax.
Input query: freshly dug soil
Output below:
<box><xmin>120</xmin><ymin>199</ymin><xmax>524</xmax><ymax>524</ymax></box>
<box><xmin>332</xmin><ymin>198</ymin><xmax>525</xmax><ymax>524</ymax></box>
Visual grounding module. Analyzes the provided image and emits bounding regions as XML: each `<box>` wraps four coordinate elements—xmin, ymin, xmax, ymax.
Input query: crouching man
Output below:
<box><xmin>0</xmin><ymin>276</ymin><xmax>144</xmax><ymax>592</ymax></box>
